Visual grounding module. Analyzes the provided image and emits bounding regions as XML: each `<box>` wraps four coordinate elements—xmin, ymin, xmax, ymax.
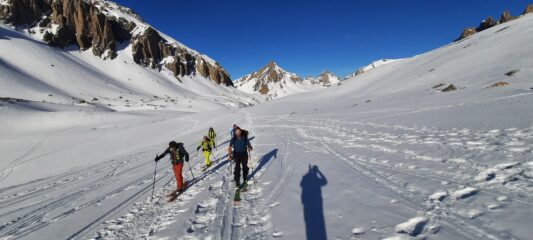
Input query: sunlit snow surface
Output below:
<box><xmin>1</xmin><ymin>11</ymin><xmax>533</xmax><ymax>240</ymax></box>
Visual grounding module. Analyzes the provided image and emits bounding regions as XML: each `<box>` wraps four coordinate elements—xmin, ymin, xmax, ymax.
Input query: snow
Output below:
<box><xmin>1</xmin><ymin>5</ymin><xmax>533</xmax><ymax>240</ymax></box>
<box><xmin>344</xmin><ymin>58</ymin><xmax>404</xmax><ymax>79</ymax></box>
<box><xmin>394</xmin><ymin>216</ymin><xmax>429</xmax><ymax>236</ymax></box>
<box><xmin>451</xmin><ymin>187</ymin><xmax>478</xmax><ymax>199</ymax></box>
<box><xmin>429</xmin><ymin>190</ymin><xmax>448</xmax><ymax>201</ymax></box>
<box><xmin>0</xmin><ymin>23</ymin><xmax>257</xmax><ymax>113</ymax></box>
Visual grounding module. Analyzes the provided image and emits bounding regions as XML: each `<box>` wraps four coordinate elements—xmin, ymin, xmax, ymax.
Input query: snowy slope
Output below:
<box><xmin>243</xmin><ymin>12</ymin><xmax>533</xmax><ymax>240</ymax></box>
<box><xmin>0</xmin><ymin>23</ymin><xmax>257</xmax><ymax>112</ymax></box>
<box><xmin>1</xmin><ymin>5</ymin><xmax>533</xmax><ymax>240</ymax></box>
<box><xmin>344</xmin><ymin>59</ymin><xmax>404</xmax><ymax>79</ymax></box>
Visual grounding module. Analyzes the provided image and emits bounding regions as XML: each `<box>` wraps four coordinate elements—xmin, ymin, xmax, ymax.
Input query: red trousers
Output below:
<box><xmin>172</xmin><ymin>162</ymin><xmax>184</xmax><ymax>190</ymax></box>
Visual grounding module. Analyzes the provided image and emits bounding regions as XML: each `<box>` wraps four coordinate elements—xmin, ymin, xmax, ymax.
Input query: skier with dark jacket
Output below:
<box><xmin>155</xmin><ymin>141</ymin><xmax>190</xmax><ymax>193</ymax></box>
<box><xmin>228</xmin><ymin>127</ymin><xmax>253</xmax><ymax>187</ymax></box>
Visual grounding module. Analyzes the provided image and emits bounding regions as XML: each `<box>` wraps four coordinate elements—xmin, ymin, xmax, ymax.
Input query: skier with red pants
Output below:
<box><xmin>155</xmin><ymin>141</ymin><xmax>190</xmax><ymax>193</ymax></box>
<box><xmin>228</xmin><ymin>127</ymin><xmax>253</xmax><ymax>188</ymax></box>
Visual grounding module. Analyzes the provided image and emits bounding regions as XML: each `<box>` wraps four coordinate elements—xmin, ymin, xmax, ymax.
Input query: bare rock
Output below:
<box><xmin>441</xmin><ymin>84</ymin><xmax>457</xmax><ymax>92</ymax></box>
<box><xmin>476</xmin><ymin>16</ymin><xmax>496</xmax><ymax>32</ymax></box>
<box><xmin>499</xmin><ymin>10</ymin><xmax>512</xmax><ymax>23</ymax></box>
<box><xmin>505</xmin><ymin>70</ymin><xmax>520</xmax><ymax>76</ymax></box>
<box><xmin>487</xmin><ymin>82</ymin><xmax>510</xmax><ymax>88</ymax></box>
<box><xmin>456</xmin><ymin>28</ymin><xmax>476</xmax><ymax>41</ymax></box>
<box><xmin>0</xmin><ymin>0</ymin><xmax>50</xmax><ymax>26</ymax></box>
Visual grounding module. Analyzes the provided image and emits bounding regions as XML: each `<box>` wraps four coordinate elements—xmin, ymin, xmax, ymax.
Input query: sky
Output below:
<box><xmin>113</xmin><ymin>0</ymin><xmax>531</xmax><ymax>79</ymax></box>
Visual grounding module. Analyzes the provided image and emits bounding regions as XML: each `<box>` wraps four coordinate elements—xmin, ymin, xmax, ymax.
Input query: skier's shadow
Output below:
<box><xmin>249</xmin><ymin>148</ymin><xmax>277</xmax><ymax>179</ymax></box>
<box><xmin>300</xmin><ymin>165</ymin><xmax>328</xmax><ymax>240</ymax></box>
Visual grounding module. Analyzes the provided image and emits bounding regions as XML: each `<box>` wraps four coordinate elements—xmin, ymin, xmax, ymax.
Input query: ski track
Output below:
<box><xmin>1</xmin><ymin>112</ymin><xmax>531</xmax><ymax>239</ymax></box>
<box><xmin>256</xmin><ymin>115</ymin><xmax>531</xmax><ymax>239</ymax></box>
<box><xmin>86</xmin><ymin>115</ymin><xmax>243</xmax><ymax>240</ymax></box>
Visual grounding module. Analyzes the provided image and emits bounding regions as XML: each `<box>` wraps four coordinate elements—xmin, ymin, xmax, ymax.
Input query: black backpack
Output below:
<box><xmin>241</xmin><ymin>129</ymin><xmax>249</xmax><ymax>138</ymax></box>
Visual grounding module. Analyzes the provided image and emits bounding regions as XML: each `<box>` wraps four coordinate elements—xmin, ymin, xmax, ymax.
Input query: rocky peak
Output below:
<box><xmin>313</xmin><ymin>70</ymin><xmax>340</xmax><ymax>86</ymax></box>
<box><xmin>0</xmin><ymin>0</ymin><xmax>233</xmax><ymax>86</ymax></box>
<box><xmin>250</xmin><ymin>61</ymin><xmax>301</xmax><ymax>84</ymax></box>
<box><xmin>234</xmin><ymin>61</ymin><xmax>304</xmax><ymax>97</ymax></box>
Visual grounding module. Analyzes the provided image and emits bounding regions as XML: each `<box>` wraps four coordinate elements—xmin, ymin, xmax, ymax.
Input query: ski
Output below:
<box><xmin>166</xmin><ymin>189</ymin><xmax>187</xmax><ymax>202</ymax></box>
<box><xmin>201</xmin><ymin>163</ymin><xmax>213</xmax><ymax>172</ymax></box>
<box><xmin>166</xmin><ymin>181</ymin><xmax>189</xmax><ymax>202</ymax></box>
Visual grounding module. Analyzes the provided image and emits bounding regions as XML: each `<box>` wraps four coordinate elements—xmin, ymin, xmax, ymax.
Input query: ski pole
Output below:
<box><xmin>249</xmin><ymin>150</ymin><xmax>256</xmax><ymax>183</ymax></box>
<box><xmin>151</xmin><ymin>155</ymin><xmax>158</xmax><ymax>198</ymax></box>
<box><xmin>187</xmin><ymin>161</ymin><xmax>196</xmax><ymax>180</ymax></box>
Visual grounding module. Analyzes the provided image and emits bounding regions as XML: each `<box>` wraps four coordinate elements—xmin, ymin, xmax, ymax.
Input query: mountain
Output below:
<box><xmin>0</xmin><ymin>0</ymin><xmax>257</xmax><ymax>112</ymax></box>
<box><xmin>309</xmin><ymin>70</ymin><xmax>340</xmax><ymax>87</ymax></box>
<box><xmin>1</xmin><ymin>2</ymin><xmax>532</xmax><ymax>240</ymax></box>
<box><xmin>246</xmin><ymin>11</ymin><xmax>533</xmax><ymax>239</ymax></box>
<box><xmin>344</xmin><ymin>59</ymin><xmax>403</xmax><ymax>79</ymax></box>
<box><xmin>234</xmin><ymin>61</ymin><xmax>314</xmax><ymax>100</ymax></box>
<box><xmin>235</xmin><ymin>61</ymin><xmax>341</xmax><ymax>100</ymax></box>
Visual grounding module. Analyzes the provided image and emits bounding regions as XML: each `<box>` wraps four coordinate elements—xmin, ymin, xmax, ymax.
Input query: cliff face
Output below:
<box><xmin>0</xmin><ymin>0</ymin><xmax>233</xmax><ymax>86</ymax></box>
<box><xmin>131</xmin><ymin>27</ymin><xmax>232</xmax><ymax>85</ymax></box>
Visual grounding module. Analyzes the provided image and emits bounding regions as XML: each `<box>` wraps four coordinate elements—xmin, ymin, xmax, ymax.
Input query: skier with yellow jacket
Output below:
<box><xmin>197</xmin><ymin>136</ymin><xmax>212</xmax><ymax>170</ymax></box>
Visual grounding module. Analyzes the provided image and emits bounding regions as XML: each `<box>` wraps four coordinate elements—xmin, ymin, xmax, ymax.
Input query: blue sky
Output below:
<box><xmin>113</xmin><ymin>0</ymin><xmax>531</xmax><ymax>79</ymax></box>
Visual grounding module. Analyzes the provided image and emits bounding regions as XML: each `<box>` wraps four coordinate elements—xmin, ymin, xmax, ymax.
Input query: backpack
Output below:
<box><xmin>241</xmin><ymin>129</ymin><xmax>249</xmax><ymax>138</ymax></box>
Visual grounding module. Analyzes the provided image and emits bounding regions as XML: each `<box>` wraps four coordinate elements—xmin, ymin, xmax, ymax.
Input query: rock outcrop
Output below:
<box><xmin>457</xmin><ymin>28</ymin><xmax>477</xmax><ymax>41</ymax></box>
<box><xmin>499</xmin><ymin>10</ymin><xmax>511</xmax><ymax>23</ymax></box>
<box><xmin>524</xmin><ymin>4</ymin><xmax>533</xmax><ymax>14</ymax></box>
<box><xmin>0</xmin><ymin>0</ymin><xmax>233</xmax><ymax>86</ymax></box>
<box><xmin>455</xmin><ymin>4</ymin><xmax>533</xmax><ymax>41</ymax></box>
<box><xmin>476</xmin><ymin>16</ymin><xmax>496</xmax><ymax>32</ymax></box>
<box><xmin>0</xmin><ymin>0</ymin><xmax>50</xmax><ymax>26</ymax></box>
<box><xmin>131</xmin><ymin>27</ymin><xmax>232</xmax><ymax>85</ymax></box>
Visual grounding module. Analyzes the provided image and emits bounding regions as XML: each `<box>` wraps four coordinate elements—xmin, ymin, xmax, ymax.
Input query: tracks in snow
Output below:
<box><xmin>258</xmin><ymin>115</ymin><xmax>528</xmax><ymax>240</ymax></box>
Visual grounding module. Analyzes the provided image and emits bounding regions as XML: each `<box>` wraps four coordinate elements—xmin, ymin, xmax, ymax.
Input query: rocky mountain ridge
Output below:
<box><xmin>455</xmin><ymin>3</ymin><xmax>533</xmax><ymax>41</ymax></box>
<box><xmin>0</xmin><ymin>0</ymin><xmax>233</xmax><ymax>86</ymax></box>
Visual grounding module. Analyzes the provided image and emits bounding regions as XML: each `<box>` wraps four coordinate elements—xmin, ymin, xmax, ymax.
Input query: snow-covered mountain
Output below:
<box><xmin>235</xmin><ymin>61</ymin><xmax>340</xmax><ymax>100</ymax></box>
<box><xmin>308</xmin><ymin>70</ymin><xmax>341</xmax><ymax>87</ymax></box>
<box><xmin>344</xmin><ymin>59</ymin><xmax>403</xmax><ymax>79</ymax></box>
<box><xmin>0</xmin><ymin>0</ymin><xmax>258</xmax><ymax>111</ymax></box>
<box><xmin>234</xmin><ymin>61</ymin><xmax>313</xmax><ymax>100</ymax></box>
<box><xmin>1</xmin><ymin>2</ymin><xmax>533</xmax><ymax>240</ymax></box>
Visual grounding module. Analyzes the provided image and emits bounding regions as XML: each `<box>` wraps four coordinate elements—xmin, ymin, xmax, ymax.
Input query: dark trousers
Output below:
<box><xmin>233</xmin><ymin>152</ymin><xmax>249</xmax><ymax>184</ymax></box>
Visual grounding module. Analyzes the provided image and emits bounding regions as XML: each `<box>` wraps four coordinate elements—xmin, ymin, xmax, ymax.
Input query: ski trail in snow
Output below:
<box><xmin>281</xmin><ymin>116</ymin><xmax>525</xmax><ymax>240</ymax></box>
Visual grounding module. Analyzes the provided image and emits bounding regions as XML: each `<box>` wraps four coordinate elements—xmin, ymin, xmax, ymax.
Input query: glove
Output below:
<box><xmin>154</xmin><ymin>155</ymin><xmax>159</xmax><ymax>162</ymax></box>
<box><xmin>196</xmin><ymin>146</ymin><xmax>200</xmax><ymax>151</ymax></box>
<box><xmin>185</xmin><ymin>157</ymin><xmax>189</xmax><ymax>162</ymax></box>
